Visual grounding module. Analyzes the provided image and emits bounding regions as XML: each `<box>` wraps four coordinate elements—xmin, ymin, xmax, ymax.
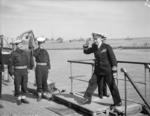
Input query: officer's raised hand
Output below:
<box><xmin>83</xmin><ymin>38</ymin><xmax>90</xmax><ymax>47</ymax></box>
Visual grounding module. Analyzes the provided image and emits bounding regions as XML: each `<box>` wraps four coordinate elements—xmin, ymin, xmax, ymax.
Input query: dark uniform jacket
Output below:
<box><xmin>0</xmin><ymin>48</ymin><xmax>4</xmax><ymax>72</ymax></box>
<box><xmin>8</xmin><ymin>48</ymin><xmax>34</xmax><ymax>76</ymax></box>
<box><xmin>33</xmin><ymin>48</ymin><xmax>50</xmax><ymax>69</ymax></box>
<box><xmin>83</xmin><ymin>43</ymin><xmax>117</xmax><ymax>75</ymax></box>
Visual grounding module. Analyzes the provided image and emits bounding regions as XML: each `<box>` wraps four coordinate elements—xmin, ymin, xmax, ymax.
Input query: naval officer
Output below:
<box><xmin>82</xmin><ymin>33</ymin><xmax>122</xmax><ymax>106</ymax></box>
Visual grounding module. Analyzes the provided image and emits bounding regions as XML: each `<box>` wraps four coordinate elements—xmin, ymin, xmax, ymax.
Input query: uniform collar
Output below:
<box><xmin>98</xmin><ymin>42</ymin><xmax>103</xmax><ymax>48</ymax></box>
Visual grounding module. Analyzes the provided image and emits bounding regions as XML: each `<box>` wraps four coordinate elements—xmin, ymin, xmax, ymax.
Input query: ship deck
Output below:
<box><xmin>0</xmin><ymin>81</ymin><xmax>81</xmax><ymax>116</ymax></box>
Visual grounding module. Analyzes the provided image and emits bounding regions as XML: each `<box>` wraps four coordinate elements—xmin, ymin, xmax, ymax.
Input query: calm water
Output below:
<box><xmin>48</xmin><ymin>49</ymin><xmax>150</xmax><ymax>84</ymax></box>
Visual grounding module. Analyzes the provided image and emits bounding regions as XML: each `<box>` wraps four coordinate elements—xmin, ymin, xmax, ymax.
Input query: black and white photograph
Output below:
<box><xmin>0</xmin><ymin>0</ymin><xmax>150</xmax><ymax>116</ymax></box>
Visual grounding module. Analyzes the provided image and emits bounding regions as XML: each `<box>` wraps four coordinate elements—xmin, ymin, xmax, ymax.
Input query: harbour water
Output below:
<box><xmin>1</xmin><ymin>48</ymin><xmax>149</xmax><ymax>116</ymax></box>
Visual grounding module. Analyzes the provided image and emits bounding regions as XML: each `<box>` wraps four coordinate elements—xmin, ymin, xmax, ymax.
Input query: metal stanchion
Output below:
<box><xmin>144</xmin><ymin>64</ymin><xmax>147</xmax><ymax>99</ymax></box>
<box><xmin>123</xmin><ymin>68</ymin><xmax>127</xmax><ymax>116</ymax></box>
<box><xmin>70</xmin><ymin>63</ymin><xmax>73</xmax><ymax>94</ymax></box>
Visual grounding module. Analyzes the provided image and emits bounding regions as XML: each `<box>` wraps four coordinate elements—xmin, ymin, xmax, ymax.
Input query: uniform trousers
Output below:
<box><xmin>84</xmin><ymin>72</ymin><xmax>121</xmax><ymax>104</ymax></box>
<box><xmin>97</xmin><ymin>75</ymin><xmax>107</xmax><ymax>97</ymax></box>
<box><xmin>35</xmin><ymin>65</ymin><xmax>48</xmax><ymax>93</ymax></box>
<box><xmin>0</xmin><ymin>71</ymin><xmax>2</xmax><ymax>98</ymax></box>
<box><xmin>84</xmin><ymin>73</ymin><xmax>107</xmax><ymax>99</ymax></box>
<box><xmin>14</xmin><ymin>69</ymin><xmax>28</xmax><ymax>97</ymax></box>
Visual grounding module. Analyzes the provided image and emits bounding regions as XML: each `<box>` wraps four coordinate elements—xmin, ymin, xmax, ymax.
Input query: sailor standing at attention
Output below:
<box><xmin>0</xmin><ymin>36</ymin><xmax>4</xmax><ymax>98</ymax></box>
<box><xmin>33</xmin><ymin>37</ymin><xmax>51</xmax><ymax>101</ymax></box>
<box><xmin>8</xmin><ymin>39</ymin><xmax>34</xmax><ymax>105</ymax></box>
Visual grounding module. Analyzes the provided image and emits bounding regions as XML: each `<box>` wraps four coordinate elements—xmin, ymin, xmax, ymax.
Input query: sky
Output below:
<box><xmin>0</xmin><ymin>0</ymin><xmax>150</xmax><ymax>40</ymax></box>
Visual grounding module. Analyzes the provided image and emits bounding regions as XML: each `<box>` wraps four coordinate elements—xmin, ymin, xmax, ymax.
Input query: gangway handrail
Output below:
<box><xmin>68</xmin><ymin>59</ymin><xmax>150</xmax><ymax>66</ymax></box>
<box><xmin>118</xmin><ymin>60</ymin><xmax>150</xmax><ymax>65</ymax></box>
<box><xmin>68</xmin><ymin>60</ymin><xmax>94</xmax><ymax>65</ymax></box>
<box><xmin>68</xmin><ymin>59</ymin><xmax>150</xmax><ymax>115</ymax></box>
<box><xmin>68</xmin><ymin>59</ymin><xmax>150</xmax><ymax>98</ymax></box>
<box><xmin>121</xmin><ymin>68</ymin><xmax>150</xmax><ymax>115</ymax></box>
<box><xmin>70</xmin><ymin>75</ymin><xmax>147</xmax><ymax>85</ymax></box>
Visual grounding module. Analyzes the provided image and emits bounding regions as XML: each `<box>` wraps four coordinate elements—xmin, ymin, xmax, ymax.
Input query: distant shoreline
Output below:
<box><xmin>117</xmin><ymin>46</ymin><xmax>150</xmax><ymax>49</ymax></box>
<box><xmin>2</xmin><ymin>45</ymin><xmax>150</xmax><ymax>51</ymax></box>
<box><xmin>46</xmin><ymin>46</ymin><xmax>150</xmax><ymax>50</ymax></box>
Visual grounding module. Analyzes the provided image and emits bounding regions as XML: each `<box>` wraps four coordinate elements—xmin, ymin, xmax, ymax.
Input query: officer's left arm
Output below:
<box><xmin>0</xmin><ymin>49</ymin><xmax>4</xmax><ymax>72</ymax></box>
<box><xmin>107</xmin><ymin>45</ymin><xmax>117</xmax><ymax>74</ymax></box>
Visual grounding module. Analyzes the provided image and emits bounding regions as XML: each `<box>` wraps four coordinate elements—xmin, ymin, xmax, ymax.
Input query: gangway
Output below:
<box><xmin>53</xmin><ymin>59</ymin><xmax>150</xmax><ymax>116</ymax></box>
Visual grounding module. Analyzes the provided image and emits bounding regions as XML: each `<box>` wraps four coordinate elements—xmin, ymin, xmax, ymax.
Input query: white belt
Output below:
<box><xmin>15</xmin><ymin>66</ymin><xmax>27</xmax><ymax>69</ymax></box>
<box><xmin>36</xmin><ymin>62</ymin><xmax>47</xmax><ymax>66</ymax></box>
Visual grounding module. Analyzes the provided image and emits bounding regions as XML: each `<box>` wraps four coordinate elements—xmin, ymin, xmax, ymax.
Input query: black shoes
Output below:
<box><xmin>99</xmin><ymin>95</ymin><xmax>103</xmax><ymax>99</ymax></box>
<box><xmin>99</xmin><ymin>94</ymin><xmax>110</xmax><ymax>99</ymax></box>
<box><xmin>42</xmin><ymin>93</ymin><xmax>52</xmax><ymax>100</ymax></box>
<box><xmin>37</xmin><ymin>93</ymin><xmax>52</xmax><ymax>101</ymax></box>
<box><xmin>42</xmin><ymin>95</ymin><xmax>49</xmax><ymax>100</ymax></box>
<box><xmin>21</xmin><ymin>99</ymin><xmax>29</xmax><ymax>104</ymax></box>
<box><xmin>17</xmin><ymin>99</ymin><xmax>22</xmax><ymax>105</ymax></box>
<box><xmin>17</xmin><ymin>99</ymin><xmax>29</xmax><ymax>105</ymax></box>
<box><xmin>111</xmin><ymin>102</ymin><xmax>122</xmax><ymax>107</ymax></box>
<box><xmin>103</xmin><ymin>94</ymin><xmax>110</xmax><ymax>97</ymax></box>
<box><xmin>37</xmin><ymin>92</ymin><xmax>42</xmax><ymax>102</ymax></box>
<box><xmin>82</xmin><ymin>98</ymin><xmax>91</xmax><ymax>104</ymax></box>
<box><xmin>37</xmin><ymin>92</ymin><xmax>52</xmax><ymax>102</ymax></box>
<box><xmin>116</xmin><ymin>102</ymin><xmax>122</xmax><ymax>106</ymax></box>
<box><xmin>37</xmin><ymin>95</ymin><xmax>42</xmax><ymax>102</ymax></box>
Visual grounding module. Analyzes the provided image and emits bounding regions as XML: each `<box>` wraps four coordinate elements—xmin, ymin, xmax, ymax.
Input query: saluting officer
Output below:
<box><xmin>33</xmin><ymin>37</ymin><xmax>51</xmax><ymax>101</ymax></box>
<box><xmin>8</xmin><ymin>39</ymin><xmax>34</xmax><ymax>105</ymax></box>
<box><xmin>82</xmin><ymin>33</ymin><xmax>122</xmax><ymax>106</ymax></box>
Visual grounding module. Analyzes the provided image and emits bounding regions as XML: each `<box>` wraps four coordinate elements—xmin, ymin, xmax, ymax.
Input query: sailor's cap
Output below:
<box><xmin>10</xmin><ymin>39</ymin><xmax>22</xmax><ymax>45</ymax></box>
<box><xmin>92</xmin><ymin>33</ymin><xmax>106</xmax><ymax>40</ymax></box>
<box><xmin>36</xmin><ymin>37</ymin><xmax>46</xmax><ymax>43</ymax></box>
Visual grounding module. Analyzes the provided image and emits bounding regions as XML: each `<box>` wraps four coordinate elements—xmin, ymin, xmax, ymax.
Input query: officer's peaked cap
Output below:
<box><xmin>92</xmin><ymin>33</ymin><xmax>106</xmax><ymax>40</ymax></box>
<box><xmin>12</xmin><ymin>39</ymin><xmax>22</xmax><ymax>45</ymax></box>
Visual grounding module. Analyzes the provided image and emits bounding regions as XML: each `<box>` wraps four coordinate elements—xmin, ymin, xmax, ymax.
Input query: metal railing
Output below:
<box><xmin>117</xmin><ymin>60</ymin><xmax>150</xmax><ymax>99</ymax></box>
<box><xmin>68</xmin><ymin>59</ymin><xmax>150</xmax><ymax>115</ymax></box>
<box><xmin>121</xmin><ymin>68</ymin><xmax>150</xmax><ymax>116</ymax></box>
<box><xmin>68</xmin><ymin>59</ymin><xmax>94</xmax><ymax>94</ymax></box>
